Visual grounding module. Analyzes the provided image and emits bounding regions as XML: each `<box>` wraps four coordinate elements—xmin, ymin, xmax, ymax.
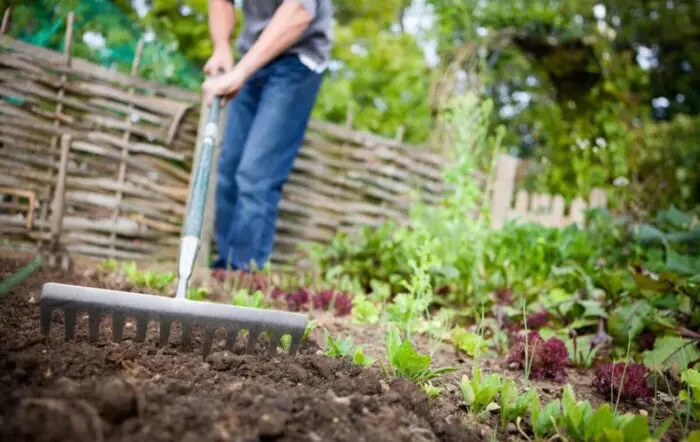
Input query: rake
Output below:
<box><xmin>39</xmin><ymin>96</ymin><xmax>308</xmax><ymax>359</ymax></box>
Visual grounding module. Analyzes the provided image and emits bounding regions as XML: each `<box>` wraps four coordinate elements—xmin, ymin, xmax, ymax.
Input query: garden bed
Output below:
<box><xmin>0</xmin><ymin>253</ymin><xmax>484</xmax><ymax>442</ymax></box>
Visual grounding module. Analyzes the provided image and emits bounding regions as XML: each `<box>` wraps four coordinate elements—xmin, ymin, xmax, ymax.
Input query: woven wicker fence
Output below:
<box><xmin>0</xmin><ymin>15</ymin><xmax>450</xmax><ymax>268</ymax></box>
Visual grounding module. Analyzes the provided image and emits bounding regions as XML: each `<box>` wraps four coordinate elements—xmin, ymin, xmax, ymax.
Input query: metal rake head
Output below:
<box><xmin>39</xmin><ymin>282</ymin><xmax>308</xmax><ymax>359</ymax></box>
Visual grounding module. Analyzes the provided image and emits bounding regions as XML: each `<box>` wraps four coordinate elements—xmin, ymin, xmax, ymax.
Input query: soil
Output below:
<box><xmin>0</xmin><ymin>253</ymin><xmax>486</xmax><ymax>442</ymax></box>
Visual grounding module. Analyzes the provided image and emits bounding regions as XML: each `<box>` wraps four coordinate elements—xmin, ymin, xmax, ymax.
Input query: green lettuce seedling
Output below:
<box><xmin>383</xmin><ymin>327</ymin><xmax>455</xmax><ymax>384</ymax></box>
<box><xmin>460</xmin><ymin>368</ymin><xmax>502</xmax><ymax>419</ymax></box>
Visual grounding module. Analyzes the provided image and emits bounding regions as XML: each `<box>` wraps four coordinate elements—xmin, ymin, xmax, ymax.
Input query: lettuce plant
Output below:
<box><xmin>499</xmin><ymin>378</ymin><xmax>536</xmax><ymax>428</ymax></box>
<box><xmin>680</xmin><ymin>368</ymin><xmax>700</xmax><ymax>421</ymax></box>
<box><xmin>323</xmin><ymin>330</ymin><xmax>374</xmax><ymax>366</ymax></box>
<box><xmin>312</xmin><ymin>289</ymin><xmax>353</xmax><ymax>316</ymax></box>
<box><xmin>460</xmin><ymin>368</ymin><xmax>502</xmax><ymax>419</ymax></box>
<box><xmin>558</xmin><ymin>384</ymin><xmax>670</xmax><ymax>442</ymax></box>
<box><xmin>231</xmin><ymin>289</ymin><xmax>269</xmax><ymax>309</ymax></box>
<box><xmin>351</xmin><ymin>294</ymin><xmax>380</xmax><ymax>324</ymax></box>
<box><xmin>421</xmin><ymin>381</ymin><xmax>442</xmax><ymax>399</ymax></box>
<box><xmin>592</xmin><ymin>362</ymin><xmax>653</xmax><ymax>401</ymax></box>
<box><xmin>506</xmin><ymin>331</ymin><xmax>570</xmax><ymax>381</ymax></box>
<box><xmin>382</xmin><ymin>327</ymin><xmax>455</xmax><ymax>384</ymax></box>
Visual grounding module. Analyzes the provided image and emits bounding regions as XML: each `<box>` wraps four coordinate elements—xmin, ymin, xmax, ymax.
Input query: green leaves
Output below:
<box><xmin>231</xmin><ymin>289</ymin><xmax>269</xmax><ymax>309</ymax></box>
<box><xmin>324</xmin><ymin>330</ymin><xmax>375</xmax><ymax>366</ymax></box>
<box><xmin>679</xmin><ymin>368</ymin><xmax>700</xmax><ymax>420</ymax></box>
<box><xmin>531</xmin><ymin>396</ymin><xmax>562</xmax><ymax>440</ymax></box>
<box><xmin>459</xmin><ymin>368</ymin><xmax>502</xmax><ymax>418</ymax></box>
<box><xmin>451</xmin><ymin>329</ymin><xmax>489</xmax><ymax>358</ymax></box>
<box><xmin>312</xmin><ymin>19</ymin><xmax>433</xmax><ymax>143</ymax></box>
<box><xmin>607</xmin><ymin>301</ymin><xmax>653</xmax><ymax>344</ymax></box>
<box><xmin>499</xmin><ymin>378</ymin><xmax>535</xmax><ymax>427</ymax></box>
<box><xmin>384</xmin><ymin>327</ymin><xmax>455</xmax><ymax>384</ymax></box>
<box><xmin>643</xmin><ymin>337</ymin><xmax>700</xmax><ymax>372</ymax></box>
<box><xmin>350</xmin><ymin>294</ymin><xmax>380</xmax><ymax>325</ymax></box>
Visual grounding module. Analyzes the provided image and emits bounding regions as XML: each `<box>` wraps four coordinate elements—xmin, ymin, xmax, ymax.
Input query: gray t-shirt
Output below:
<box><xmin>233</xmin><ymin>0</ymin><xmax>333</xmax><ymax>71</ymax></box>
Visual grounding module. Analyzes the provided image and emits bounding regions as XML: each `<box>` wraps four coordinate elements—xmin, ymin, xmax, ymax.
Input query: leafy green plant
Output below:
<box><xmin>451</xmin><ymin>329</ymin><xmax>489</xmax><ymax>359</ymax></box>
<box><xmin>121</xmin><ymin>261</ymin><xmax>175</xmax><ymax>290</ymax></box>
<box><xmin>279</xmin><ymin>320</ymin><xmax>317</xmax><ymax>352</ymax></box>
<box><xmin>187</xmin><ymin>287</ymin><xmax>208</xmax><ymax>301</ymax></box>
<box><xmin>382</xmin><ymin>326</ymin><xmax>455</xmax><ymax>385</ymax></box>
<box><xmin>422</xmin><ymin>381</ymin><xmax>442</xmax><ymax>399</ymax></box>
<box><xmin>324</xmin><ymin>331</ymin><xmax>356</xmax><ymax>358</ymax></box>
<box><xmin>460</xmin><ymin>368</ymin><xmax>502</xmax><ymax>419</ymax></box>
<box><xmin>680</xmin><ymin>368</ymin><xmax>700</xmax><ymax>421</ymax></box>
<box><xmin>100</xmin><ymin>258</ymin><xmax>118</xmax><ymax>271</ymax></box>
<box><xmin>323</xmin><ymin>330</ymin><xmax>374</xmax><ymax>367</ymax></box>
<box><xmin>643</xmin><ymin>336</ymin><xmax>700</xmax><ymax>373</ymax></box>
<box><xmin>557</xmin><ymin>384</ymin><xmax>671</xmax><ymax>442</ymax></box>
<box><xmin>526</xmin><ymin>395</ymin><xmax>562</xmax><ymax>441</ymax></box>
<box><xmin>231</xmin><ymin>289</ymin><xmax>269</xmax><ymax>309</ymax></box>
<box><xmin>499</xmin><ymin>378</ymin><xmax>536</xmax><ymax>428</ymax></box>
<box><xmin>352</xmin><ymin>347</ymin><xmax>375</xmax><ymax>367</ymax></box>
<box><xmin>351</xmin><ymin>294</ymin><xmax>380</xmax><ymax>324</ymax></box>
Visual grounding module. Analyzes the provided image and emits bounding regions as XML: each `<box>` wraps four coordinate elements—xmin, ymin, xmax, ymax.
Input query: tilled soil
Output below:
<box><xmin>0</xmin><ymin>255</ymin><xmax>484</xmax><ymax>442</ymax></box>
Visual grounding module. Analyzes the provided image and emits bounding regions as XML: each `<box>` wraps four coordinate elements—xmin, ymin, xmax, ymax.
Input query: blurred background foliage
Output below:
<box><xmin>0</xmin><ymin>0</ymin><xmax>698</xmax><ymax>215</ymax></box>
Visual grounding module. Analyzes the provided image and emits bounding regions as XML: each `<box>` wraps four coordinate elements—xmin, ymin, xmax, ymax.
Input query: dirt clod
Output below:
<box><xmin>94</xmin><ymin>377</ymin><xmax>139</xmax><ymax>423</ymax></box>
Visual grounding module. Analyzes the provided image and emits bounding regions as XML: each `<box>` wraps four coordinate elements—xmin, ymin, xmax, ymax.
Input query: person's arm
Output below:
<box><xmin>201</xmin><ymin>0</ymin><xmax>316</xmax><ymax>103</ymax></box>
<box><xmin>234</xmin><ymin>0</ymin><xmax>315</xmax><ymax>79</ymax></box>
<box><xmin>204</xmin><ymin>0</ymin><xmax>236</xmax><ymax>74</ymax></box>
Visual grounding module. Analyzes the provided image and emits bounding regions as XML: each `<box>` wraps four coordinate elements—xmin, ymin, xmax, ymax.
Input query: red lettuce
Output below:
<box><xmin>311</xmin><ymin>290</ymin><xmax>353</xmax><ymax>316</ymax></box>
<box><xmin>592</xmin><ymin>362</ymin><xmax>653</xmax><ymax>400</ymax></box>
<box><xmin>506</xmin><ymin>331</ymin><xmax>569</xmax><ymax>382</ymax></box>
<box><xmin>284</xmin><ymin>289</ymin><xmax>310</xmax><ymax>312</ymax></box>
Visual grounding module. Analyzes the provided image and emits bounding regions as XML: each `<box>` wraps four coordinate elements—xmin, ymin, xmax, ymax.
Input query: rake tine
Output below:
<box><xmin>112</xmin><ymin>312</ymin><xmax>125</xmax><ymax>341</ymax></box>
<box><xmin>159</xmin><ymin>320</ymin><xmax>171</xmax><ymax>347</ymax></box>
<box><xmin>246</xmin><ymin>328</ymin><xmax>260</xmax><ymax>354</ymax></box>
<box><xmin>64</xmin><ymin>307</ymin><xmax>77</xmax><ymax>341</ymax></box>
<box><xmin>268</xmin><ymin>332</ymin><xmax>281</xmax><ymax>356</ymax></box>
<box><xmin>202</xmin><ymin>328</ymin><xmax>215</xmax><ymax>359</ymax></box>
<box><xmin>40</xmin><ymin>304</ymin><xmax>52</xmax><ymax>335</ymax></box>
<box><xmin>87</xmin><ymin>308</ymin><xmax>101</xmax><ymax>342</ymax></box>
<box><xmin>135</xmin><ymin>316</ymin><xmax>149</xmax><ymax>342</ymax></box>
<box><xmin>288</xmin><ymin>331</ymin><xmax>304</xmax><ymax>356</ymax></box>
<box><xmin>224</xmin><ymin>328</ymin><xmax>239</xmax><ymax>351</ymax></box>
<box><xmin>181</xmin><ymin>322</ymin><xmax>192</xmax><ymax>351</ymax></box>
<box><xmin>39</xmin><ymin>283</ymin><xmax>308</xmax><ymax>357</ymax></box>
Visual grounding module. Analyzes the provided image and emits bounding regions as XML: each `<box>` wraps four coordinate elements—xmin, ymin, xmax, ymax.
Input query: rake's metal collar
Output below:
<box><xmin>176</xmin><ymin>235</ymin><xmax>199</xmax><ymax>300</ymax></box>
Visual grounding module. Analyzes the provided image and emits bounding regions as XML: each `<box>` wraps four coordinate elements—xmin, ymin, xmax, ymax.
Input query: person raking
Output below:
<box><xmin>201</xmin><ymin>0</ymin><xmax>333</xmax><ymax>277</ymax></box>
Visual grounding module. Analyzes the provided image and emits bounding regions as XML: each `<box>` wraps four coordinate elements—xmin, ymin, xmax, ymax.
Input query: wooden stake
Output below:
<box><xmin>489</xmin><ymin>154</ymin><xmax>518</xmax><ymax>229</ymax></box>
<box><xmin>38</xmin><ymin>11</ymin><xmax>74</xmax><ymax>247</ymax></box>
<box><xmin>108</xmin><ymin>38</ymin><xmax>145</xmax><ymax>256</ymax></box>
<box><xmin>1</xmin><ymin>8</ymin><xmax>11</xmax><ymax>34</ymax></box>
<box><xmin>394</xmin><ymin>125</ymin><xmax>405</xmax><ymax>142</ymax></box>
<box><xmin>49</xmin><ymin>134</ymin><xmax>72</xmax><ymax>252</ymax></box>
<box><xmin>345</xmin><ymin>103</ymin><xmax>354</xmax><ymax>129</ymax></box>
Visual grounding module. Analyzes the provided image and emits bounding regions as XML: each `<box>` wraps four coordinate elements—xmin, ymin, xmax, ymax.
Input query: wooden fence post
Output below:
<box><xmin>38</xmin><ymin>11</ymin><xmax>74</xmax><ymax>248</ymax></box>
<box><xmin>489</xmin><ymin>154</ymin><xmax>518</xmax><ymax>229</ymax></box>
<box><xmin>108</xmin><ymin>38</ymin><xmax>145</xmax><ymax>257</ymax></box>
<box><xmin>47</xmin><ymin>134</ymin><xmax>71</xmax><ymax>268</ymax></box>
<box><xmin>1</xmin><ymin>8</ymin><xmax>11</xmax><ymax>34</ymax></box>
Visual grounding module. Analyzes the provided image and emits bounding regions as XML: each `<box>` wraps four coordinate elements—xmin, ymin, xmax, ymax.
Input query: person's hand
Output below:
<box><xmin>203</xmin><ymin>44</ymin><xmax>234</xmax><ymax>75</ymax></box>
<box><xmin>202</xmin><ymin>66</ymin><xmax>249</xmax><ymax>105</ymax></box>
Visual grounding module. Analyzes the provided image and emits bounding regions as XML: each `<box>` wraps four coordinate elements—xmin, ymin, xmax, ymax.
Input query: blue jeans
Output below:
<box><xmin>213</xmin><ymin>53</ymin><xmax>323</xmax><ymax>271</ymax></box>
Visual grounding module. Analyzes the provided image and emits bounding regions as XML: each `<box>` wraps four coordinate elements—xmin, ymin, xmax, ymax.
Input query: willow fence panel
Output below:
<box><xmin>0</xmin><ymin>13</ymin><xmax>453</xmax><ymax>269</ymax></box>
<box><xmin>1</xmin><ymin>11</ymin><xmax>600</xmax><ymax>271</ymax></box>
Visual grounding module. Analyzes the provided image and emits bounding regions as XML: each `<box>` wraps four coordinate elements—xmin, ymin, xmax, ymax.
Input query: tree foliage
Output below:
<box><xmin>312</xmin><ymin>18</ymin><xmax>433</xmax><ymax>143</ymax></box>
<box><xmin>3</xmin><ymin>0</ymin><xmax>698</xmax><ymax>211</ymax></box>
<box><xmin>426</xmin><ymin>0</ymin><xmax>700</xmax><ymax>212</ymax></box>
